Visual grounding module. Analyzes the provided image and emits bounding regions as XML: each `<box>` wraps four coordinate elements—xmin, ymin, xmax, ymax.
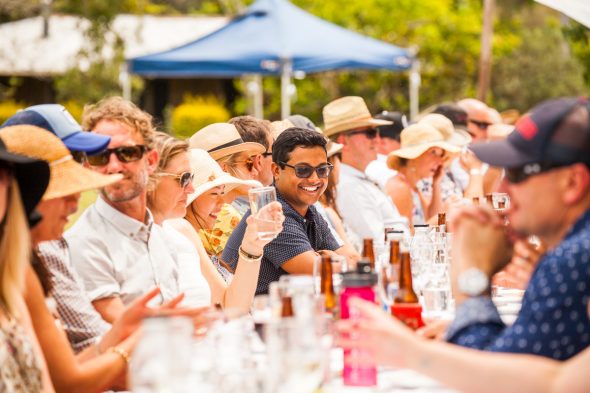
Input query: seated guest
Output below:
<box><xmin>189</xmin><ymin>123</ymin><xmax>263</xmax><ymax>265</ymax></box>
<box><xmin>222</xmin><ymin>128</ymin><xmax>345</xmax><ymax>294</ymax></box>
<box><xmin>147</xmin><ymin>133</ymin><xmax>283</xmax><ymax>312</ymax></box>
<box><xmin>323</xmin><ymin>96</ymin><xmax>406</xmax><ymax>240</ymax></box>
<box><xmin>0</xmin><ymin>124</ymin><xmax>191</xmax><ymax>392</ymax></box>
<box><xmin>2</xmin><ymin>104</ymin><xmax>115</xmax><ymax>352</ymax></box>
<box><xmin>0</xmin><ymin>137</ymin><xmax>52</xmax><ymax>392</ymax></box>
<box><xmin>65</xmin><ymin>97</ymin><xmax>182</xmax><ymax>322</ymax></box>
<box><xmin>365</xmin><ymin>110</ymin><xmax>407</xmax><ymax>190</ymax></box>
<box><xmin>385</xmin><ymin>123</ymin><xmax>460</xmax><ymax>229</ymax></box>
<box><xmin>444</xmin><ymin>97</ymin><xmax>590</xmax><ymax>360</ymax></box>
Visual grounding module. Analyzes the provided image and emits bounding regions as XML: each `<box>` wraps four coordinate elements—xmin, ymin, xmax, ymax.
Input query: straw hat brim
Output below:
<box><xmin>186</xmin><ymin>175</ymin><xmax>262</xmax><ymax>206</ymax></box>
<box><xmin>447</xmin><ymin>129</ymin><xmax>472</xmax><ymax>147</ymax></box>
<box><xmin>43</xmin><ymin>158</ymin><xmax>122</xmax><ymax>200</ymax></box>
<box><xmin>208</xmin><ymin>142</ymin><xmax>265</xmax><ymax>160</ymax></box>
<box><xmin>327</xmin><ymin>142</ymin><xmax>343</xmax><ymax>157</ymax></box>
<box><xmin>387</xmin><ymin>141</ymin><xmax>461</xmax><ymax>170</ymax></box>
<box><xmin>324</xmin><ymin>118</ymin><xmax>392</xmax><ymax>138</ymax></box>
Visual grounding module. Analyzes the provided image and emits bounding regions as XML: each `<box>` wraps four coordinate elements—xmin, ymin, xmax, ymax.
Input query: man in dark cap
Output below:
<box><xmin>446</xmin><ymin>97</ymin><xmax>590</xmax><ymax>360</ymax></box>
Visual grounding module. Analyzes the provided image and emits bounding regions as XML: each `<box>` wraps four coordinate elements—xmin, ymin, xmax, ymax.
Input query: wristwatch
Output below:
<box><xmin>458</xmin><ymin>267</ymin><xmax>489</xmax><ymax>297</ymax></box>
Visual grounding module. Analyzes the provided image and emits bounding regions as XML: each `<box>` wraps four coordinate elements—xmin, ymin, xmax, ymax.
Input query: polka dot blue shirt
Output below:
<box><xmin>446</xmin><ymin>209</ymin><xmax>590</xmax><ymax>360</ymax></box>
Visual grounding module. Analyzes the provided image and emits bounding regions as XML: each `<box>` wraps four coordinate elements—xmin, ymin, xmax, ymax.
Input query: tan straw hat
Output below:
<box><xmin>419</xmin><ymin>113</ymin><xmax>472</xmax><ymax>147</ymax></box>
<box><xmin>0</xmin><ymin>125</ymin><xmax>122</xmax><ymax>200</ymax></box>
<box><xmin>322</xmin><ymin>96</ymin><xmax>392</xmax><ymax>138</ymax></box>
<box><xmin>270</xmin><ymin>119</ymin><xmax>295</xmax><ymax>140</ymax></box>
<box><xmin>387</xmin><ymin>123</ymin><xmax>461</xmax><ymax>170</ymax></box>
<box><xmin>186</xmin><ymin>148</ymin><xmax>262</xmax><ymax>206</ymax></box>
<box><xmin>189</xmin><ymin>123</ymin><xmax>265</xmax><ymax>160</ymax></box>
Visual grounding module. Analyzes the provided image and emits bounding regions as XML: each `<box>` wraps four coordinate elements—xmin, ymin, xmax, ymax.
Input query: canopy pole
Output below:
<box><xmin>120</xmin><ymin>63</ymin><xmax>132</xmax><ymax>101</ymax></box>
<box><xmin>254</xmin><ymin>74</ymin><xmax>264</xmax><ymax>119</ymax></box>
<box><xmin>280</xmin><ymin>59</ymin><xmax>292</xmax><ymax>119</ymax></box>
<box><xmin>409</xmin><ymin>60</ymin><xmax>421</xmax><ymax>121</ymax></box>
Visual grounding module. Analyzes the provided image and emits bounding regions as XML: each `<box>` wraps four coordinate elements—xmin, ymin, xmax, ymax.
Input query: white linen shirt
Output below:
<box><xmin>365</xmin><ymin>154</ymin><xmax>397</xmax><ymax>191</ymax></box>
<box><xmin>65</xmin><ymin>196</ymin><xmax>180</xmax><ymax>306</ymax></box>
<box><xmin>336</xmin><ymin>163</ymin><xmax>404</xmax><ymax>240</ymax></box>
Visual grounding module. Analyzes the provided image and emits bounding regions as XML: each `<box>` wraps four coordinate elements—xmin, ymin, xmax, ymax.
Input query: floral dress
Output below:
<box><xmin>0</xmin><ymin>318</ymin><xmax>43</xmax><ymax>393</ymax></box>
<box><xmin>199</xmin><ymin>203</ymin><xmax>242</xmax><ymax>282</ymax></box>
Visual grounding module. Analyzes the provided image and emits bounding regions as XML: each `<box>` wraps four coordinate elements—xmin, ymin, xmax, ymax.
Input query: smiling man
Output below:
<box><xmin>222</xmin><ymin>127</ymin><xmax>343</xmax><ymax>294</ymax></box>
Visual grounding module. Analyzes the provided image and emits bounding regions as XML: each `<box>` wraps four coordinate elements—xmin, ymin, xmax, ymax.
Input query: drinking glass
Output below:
<box><xmin>248</xmin><ymin>186</ymin><xmax>281</xmax><ymax>240</ymax></box>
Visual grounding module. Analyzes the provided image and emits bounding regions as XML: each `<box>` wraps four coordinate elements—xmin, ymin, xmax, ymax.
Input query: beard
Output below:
<box><xmin>101</xmin><ymin>166</ymin><xmax>149</xmax><ymax>203</ymax></box>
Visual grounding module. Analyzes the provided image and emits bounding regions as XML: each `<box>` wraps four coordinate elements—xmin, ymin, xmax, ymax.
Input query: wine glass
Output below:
<box><xmin>248</xmin><ymin>186</ymin><xmax>281</xmax><ymax>240</ymax></box>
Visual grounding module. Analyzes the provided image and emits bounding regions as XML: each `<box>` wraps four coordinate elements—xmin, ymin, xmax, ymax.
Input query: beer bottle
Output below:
<box><xmin>485</xmin><ymin>193</ymin><xmax>494</xmax><ymax>206</ymax></box>
<box><xmin>280</xmin><ymin>295</ymin><xmax>294</xmax><ymax>318</ymax></box>
<box><xmin>383</xmin><ymin>239</ymin><xmax>401</xmax><ymax>302</ymax></box>
<box><xmin>391</xmin><ymin>251</ymin><xmax>424</xmax><ymax>329</ymax></box>
<box><xmin>437</xmin><ymin>212</ymin><xmax>446</xmax><ymax>232</ymax></box>
<box><xmin>472</xmin><ymin>196</ymin><xmax>480</xmax><ymax>205</ymax></box>
<box><xmin>320</xmin><ymin>254</ymin><xmax>337</xmax><ymax>313</ymax></box>
<box><xmin>362</xmin><ymin>238</ymin><xmax>376</xmax><ymax>270</ymax></box>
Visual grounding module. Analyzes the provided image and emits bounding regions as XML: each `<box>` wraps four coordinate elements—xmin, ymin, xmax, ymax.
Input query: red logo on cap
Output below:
<box><xmin>516</xmin><ymin>116</ymin><xmax>538</xmax><ymax>140</ymax></box>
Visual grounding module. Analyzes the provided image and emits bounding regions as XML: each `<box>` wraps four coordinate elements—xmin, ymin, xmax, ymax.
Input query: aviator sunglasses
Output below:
<box><xmin>87</xmin><ymin>145</ymin><xmax>148</xmax><ymax>166</ymax></box>
<box><xmin>279</xmin><ymin>162</ymin><xmax>334</xmax><ymax>179</ymax></box>
<box><xmin>157</xmin><ymin>171</ymin><xmax>194</xmax><ymax>188</ymax></box>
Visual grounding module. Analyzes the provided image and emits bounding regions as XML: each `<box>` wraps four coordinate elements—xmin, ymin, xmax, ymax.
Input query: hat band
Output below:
<box><xmin>208</xmin><ymin>137</ymin><xmax>245</xmax><ymax>153</ymax></box>
<box><xmin>50</xmin><ymin>155</ymin><xmax>73</xmax><ymax>167</ymax></box>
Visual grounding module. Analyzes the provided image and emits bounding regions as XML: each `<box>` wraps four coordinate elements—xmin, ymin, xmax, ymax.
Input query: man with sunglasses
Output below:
<box><xmin>444</xmin><ymin>97</ymin><xmax>590</xmax><ymax>360</ymax></box>
<box><xmin>323</xmin><ymin>96</ymin><xmax>406</xmax><ymax>241</ymax></box>
<box><xmin>222</xmin><ymin>128</ymin><xmax>344</xmax><ymax>294</ymax></box>
<box><xmin>230</xmin><ymin>115</ymin><xmax>274</xmax><ymax>187</ymax></box>
<box><xmin>65</xmin><ymin>97</ymin><xmax>185</xmax><ymax>322</ymax></box>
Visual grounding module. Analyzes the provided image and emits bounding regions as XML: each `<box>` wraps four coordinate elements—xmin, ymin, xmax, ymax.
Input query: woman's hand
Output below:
<box><xmin>241</xmin><ymin>201</ymin><xmax>285</xmax><ymax>256</ymax></box>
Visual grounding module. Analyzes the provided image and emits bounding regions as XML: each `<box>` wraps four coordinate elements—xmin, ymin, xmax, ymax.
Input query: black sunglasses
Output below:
<box><xmin>87</xmin><ymin>145</ymin><xmax>148</xmax><ymax>166</ymax></box>
<box><xmin>347</xmin><ymin>128</ymin><xmax>378</xmax><ymax>139</ymax></box>
<box><xmin>469</xmin><ymin>119</ymin><xmax>493</xmax><ymax>130</ymax></box>
<box><xmin>505</xmin><ymin>162</ymin><xmax>564</xmax><ymax>184</ymax></box>
<box><xmin>279</xmin><ymin>162</ymin><xmax>334</xmax><ymax>179</ymax></box>
<box><xmin>158</xmin><ymin>171</ymin><xmax>194</xmax><ymax>188</ymax></box>
<box><xmin>71</xmin><ymin>151</ymin><xmax>88</xmax><ymax>164</ymax></box>
<box><xmin>262</xmin><ymin>151</ymin><xmax>273</xmax><ymax>158</ymax></box>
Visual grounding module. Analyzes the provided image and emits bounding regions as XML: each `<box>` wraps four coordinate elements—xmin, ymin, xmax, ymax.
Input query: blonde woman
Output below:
<box><xmin>0</xmin><ymin>143</ymin><xmax>53</xmax><ymax>392</ymax></box>
<box><xmin>147</xmin><ymin>133</ymin><xmax>283</xmax><ymax>312</ymax></box>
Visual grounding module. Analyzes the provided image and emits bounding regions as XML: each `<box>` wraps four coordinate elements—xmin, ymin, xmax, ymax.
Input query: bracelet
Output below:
<box><xmin>108</xmin><ymin>346</ymin><xmax>130</xmax><ymax>364</ymax></box>
<box><xmin>239</xmin><ymin>246</ymin><xmax>262</xmax><ymax>262</ymax></box>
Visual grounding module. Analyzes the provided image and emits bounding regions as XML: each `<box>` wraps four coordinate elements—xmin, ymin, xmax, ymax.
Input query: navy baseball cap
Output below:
<box><xmin>432</xmin><ymin>103</ymin><xmax>469</xmax><ymax>131</ymax></box>
<box><xmin>1</xmin><ymin>104</ymin><xmax>110</xmax><ymax>155</ymax></box>
<box><xmin>471</xmin><ymin>97</ymin><xmax>590</xmax><ymax>169</ymax></box>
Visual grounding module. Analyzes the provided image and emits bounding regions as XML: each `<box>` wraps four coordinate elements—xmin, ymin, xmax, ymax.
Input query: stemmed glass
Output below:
<box><xmin>248</xmin><ymin>186</ymin><xmax>282</xmax><ymax>240</ymax></box>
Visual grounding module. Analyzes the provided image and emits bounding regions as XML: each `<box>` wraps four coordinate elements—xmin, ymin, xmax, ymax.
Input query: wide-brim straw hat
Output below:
<box><xmin>0</xmin><ymin>125</ymin><xmax>122</xmax><ymax>200</ymax></box>
<box><xmin>419</xmin><ymin>113</ymin><xmax>472</xmax><ymax>148</ymax></box>
<box><xmin>189</xmin><ymin>123</ymin><xmax>265</xmax><ymax>160</ymax></box>
<box><xmin>270</xmin><ymin>119</ymin><xmax>295</xmax><ymax>140</ymax></box>
<box><xmin>387</xmin><ymin>123</ymin><xmax>461</xmax><ymax>170</ymax></box>
<box><xmin>186</xmin><ymin>148</ymin><xmax>262</xmax><ymax>206</ymax></box>
<box><xmin>323</xmin><ymin>96</ymin><xmax>392</xmax><ymax>138</ymax></box>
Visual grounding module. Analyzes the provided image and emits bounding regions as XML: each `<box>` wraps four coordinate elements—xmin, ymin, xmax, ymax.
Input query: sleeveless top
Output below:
<box><xmin>0</xmin><ymin>317</ymin><xmax>43</xmax><ymax>393</ymax></box>
<box><xmin>394</xmin><ymin>174</ymin><xmax>426</xmax><ymax>226</ymax></box>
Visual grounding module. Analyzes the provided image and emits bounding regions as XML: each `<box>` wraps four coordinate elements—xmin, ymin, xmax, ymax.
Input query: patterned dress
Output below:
<box><xmin>0</xmin><ymin>318</ymin><xmax>43</xmax><ymax>393</ymax></box>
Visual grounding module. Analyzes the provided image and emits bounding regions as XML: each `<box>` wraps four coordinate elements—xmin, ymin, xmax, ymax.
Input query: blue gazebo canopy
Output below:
<box><xmin>129</xmin><ymin>0</ymin><xmax>414</xmax><ymax>77</ymax></box>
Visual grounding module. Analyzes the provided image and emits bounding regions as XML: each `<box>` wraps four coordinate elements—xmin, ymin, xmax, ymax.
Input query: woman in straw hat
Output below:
<box><xmin>0</xmin><ymin>135</ymin><xmax>52</xmax><ymax>392</ymax></box>
<box><xmin>385</xmin><ymin>123</ymin><xmax>460</xmax><ymax>230</ymax></box>
<box><xmin>189</xmin><ymin>123</ymin><xmax>265</xmax><ymax>261</ymax></box>
<box><xmin>0</xmin><ymin>125</ymin><xmax>187</xmax><ymax>393</ymax></box>
<box><xmin>148</xmin><ymin>135</ymin><xmax>283</xmax><ymax>312</ymax></box>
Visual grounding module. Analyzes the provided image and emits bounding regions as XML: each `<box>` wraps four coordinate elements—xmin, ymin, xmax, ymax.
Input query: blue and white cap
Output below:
<box><xmin>1</xmin><ymin>104</ymin><xmax>110</xmax><ymax>154</ymax></box>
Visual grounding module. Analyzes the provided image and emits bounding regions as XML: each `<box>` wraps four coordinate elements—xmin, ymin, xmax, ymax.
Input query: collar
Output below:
<box><xmin>275</xmin><ymin>186</ymin><xmax>317</xmax><ymax>223</ymax></box>
<box><xmin>564</xmin><ymin>208</ymin><xmax>590</xmax><ymax>241</ymax></box>
<box><xmin>95</xmin><ymin>196</ymin><xmax>153</xmax><ymax>242</ymax></box>
<box><xmin>341</xmin><ymin>163</ymin><xmax>380</xmax><ymax>187</ymax></box>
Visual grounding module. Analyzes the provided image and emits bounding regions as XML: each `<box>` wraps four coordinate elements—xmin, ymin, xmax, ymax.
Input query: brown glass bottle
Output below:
<box><xmin>437</xmin><ymin>212</ymin><xmax>446</xmax><ymax>232</ymax></box>
<box><xmin>362</xmin><ymin>238</ymin><xmax>376</xmax><ymax>270</ymax></box>
<box><xmin>485</xmin><ymin>193</ymin><xmax>494</xmax><ymax>206</ymax></box>
<box><xmin>394</xmin><ymin>252</ymin><xmax>419</xmax><ymax>303</ymax></box>
<box><xmin>391</xmin><ymin>251</ymin><xmax>424</xmax><ymax>329</ymax></box>
<box><xmin>280</xmin><ymin>295</ymin><xmax>294</xmax><ymax>318</ymax></box>
<box><xmin>472</xmin><ymin>197</ymin><xmax>480</xmax><ymax>205</ymax></box>
<box><xmin>320</xmin><ymin>254</ymin><xmax>337</xmax><ymax>313</ymax></box>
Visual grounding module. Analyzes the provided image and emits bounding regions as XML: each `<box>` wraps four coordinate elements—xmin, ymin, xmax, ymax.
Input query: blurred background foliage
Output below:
<box><xmin>0</xmin><ymin>0</ymin><xmax>588</xmax><ymax>127</ymax></box>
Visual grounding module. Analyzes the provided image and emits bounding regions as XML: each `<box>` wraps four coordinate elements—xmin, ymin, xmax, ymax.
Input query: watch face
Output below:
<box><xmin>458</xmin><ymin>268</ymin><xmax>489</xmax><ymax>297</ymax></box>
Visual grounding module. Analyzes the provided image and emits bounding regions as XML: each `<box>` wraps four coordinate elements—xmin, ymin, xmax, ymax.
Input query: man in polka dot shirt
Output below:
<box><xmin>445</xmin><ymin>97</ymin><xmax>590</xmax><ymax>360</ymax></box>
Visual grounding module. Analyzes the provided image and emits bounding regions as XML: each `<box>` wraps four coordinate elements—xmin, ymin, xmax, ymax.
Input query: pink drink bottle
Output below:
<box><xmin>340</xmin><ymin>261</ymin><xmax>377</xmax><ymax>386</ymax></box>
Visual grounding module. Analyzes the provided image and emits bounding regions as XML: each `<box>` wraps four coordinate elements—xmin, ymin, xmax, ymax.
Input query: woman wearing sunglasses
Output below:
<box><xmin>147</xmin><ymin>134</ymin><xmax>283</xmax><ymax>312</ymax></box>
<box><xmin>188</xmin><ymin>123</ymin><xmax>265</xmax><ymax>278</ymax></box>
<box><xmin>386</xmin><ymin>123</ymin><xmax>460</xmax><ymax>230</ymax></box>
